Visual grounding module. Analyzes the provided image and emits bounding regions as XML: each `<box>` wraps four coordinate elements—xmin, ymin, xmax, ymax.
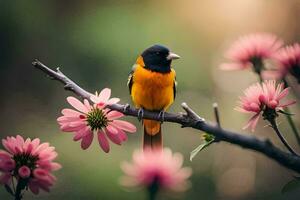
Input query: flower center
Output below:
<box><xmin>13</xmin><ymin>153</ymin><xmax>39</xmax><ymax>173</ymax></box>
<box><xmin>86</xmin><ymin>108</ymin><xmax>108</xmax><ymax>131</ymax></box>
<box><xmin>262</xmin><ymin>106</ymin><xmax>278</xmax><ymax>121</ymax></box>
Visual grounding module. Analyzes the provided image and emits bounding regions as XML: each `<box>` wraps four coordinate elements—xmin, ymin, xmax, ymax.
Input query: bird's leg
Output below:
<box><xmin>137</xmin><ymin>108</ymin><xmax>145</xmax><ymax>121</ymax></box>
<box><xmin>158</xmin><ymin>110</ymin><xmax>166</xmax><ymax>123</ymax></box>
<box><xmin>123</xmin><ymin>103</ymin><xmax>130</xmax><ymax>113</ymax></box>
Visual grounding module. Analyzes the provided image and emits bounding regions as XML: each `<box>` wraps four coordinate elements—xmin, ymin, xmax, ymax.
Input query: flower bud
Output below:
<box><xmin>18</xmin><ymin>165</ymin><xmax>31</xmax><ymax>178</ymax></box>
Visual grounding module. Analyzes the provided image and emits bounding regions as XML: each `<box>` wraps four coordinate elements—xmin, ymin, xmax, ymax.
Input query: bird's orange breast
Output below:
<box><xmin>131</xmin><ymin>65</ymin><xmax>175</xmax><ymax>111</ymax></box>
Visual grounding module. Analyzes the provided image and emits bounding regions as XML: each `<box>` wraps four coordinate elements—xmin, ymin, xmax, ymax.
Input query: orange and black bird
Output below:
<box><xmin>127</xmin><ymin>44</ymin><xmax>180</xmax><ymax>149</ymax></box>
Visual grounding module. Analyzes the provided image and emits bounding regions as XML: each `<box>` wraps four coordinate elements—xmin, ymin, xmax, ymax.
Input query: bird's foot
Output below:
<box><xmin>158</xmin><ymin>110</ymin><xmax>165</xmax><ymax>123</ymax></box>
<box><xmin>123</xmin><ymin>104</ymin><xmax>130</xmax><ymax>113</ymax></box>
<box><xmin>137</xmin><ymin>108</ymin><xmax>144</xmax><ymax>121</ymax></box>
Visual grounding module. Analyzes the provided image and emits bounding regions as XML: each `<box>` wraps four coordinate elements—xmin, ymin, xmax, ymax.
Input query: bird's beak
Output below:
<box><xmin>167</xmin><ymin>52</ymin><xmax>180</xmax><ymax>60</ymax></box>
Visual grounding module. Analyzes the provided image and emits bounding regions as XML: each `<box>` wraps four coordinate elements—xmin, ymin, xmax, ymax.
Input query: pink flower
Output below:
<box><xmin>236</xmin><ymin>80</ymin><xmax>296</xmax><ymax>131</ymax></box>
<box><xmin>0</xmin><ymin>135</ymin><xmax>61</xmax><ymax>195</ymax></box>
<box><xmin>220</xmin><ymin>33</ymin><xmax>283</xmax><ymax>73</ymax></box>
<box><xmin>120</xmin><ymin>148</ymin><xmax>192</xmax><ymax>193</ymax></box>
<box><xmin>57</xmin><ymin>88</ymin><xmax>136</xmax><ymax>152</ymax></box>
<box><xmin>267</xmin><ymin>43</ymin><xmax>300</xmax><ymax>82</ymax></box>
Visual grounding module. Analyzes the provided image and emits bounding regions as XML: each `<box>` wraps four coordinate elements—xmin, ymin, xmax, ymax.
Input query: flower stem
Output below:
<box><xmin>252</xmin><ymin>58</ymin><xmax>264</xmax><ymax>82</ymax></box>
<box><xmin>14</xmin><ymin>179</ymin><xmax>27</xmax><ymax>200</ymax></box>
<box><xmin>148</xmin><ymin>181</ymin><xmax>159</xmax><ymax>200</ymax></box>
<box><xmin>258</xmin><ymin>74</ymin><xmax>263</xmax><ymax>82</ymax></box>
<box><xmin>269</xmin><ymin>118</ymin><xmax>299</xmax><ymax>156</ymax></box>
<box><xmin>14</xmin><ymin>183</ymin><xmax>22</xmax><ymax>200</ymax></box>
<box><xmin>284</xmin><ymin>107</ymin><xmax>300</xmax><ymax>145</ymax></box>
<box><xmin>148</xmin><ymin>190</ymin><xmax>157</xmax><ymax>200</ymax></box>
<box><xmin>282</xmin><ymin>78</ymin><xmax>300</xmax><ymax>145</ymax></box>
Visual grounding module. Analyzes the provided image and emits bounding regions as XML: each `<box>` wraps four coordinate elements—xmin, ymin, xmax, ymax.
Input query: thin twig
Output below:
<box><xmin>213</xmin><ymin>103</ymin><xmax>221</xmax><ymax>127</ymax></box>
<box><xmin>212</xmin><ymin>103</ymin><xmax>221</xmax><ymax>143</ymax></box>
<box><xmin>269</xmin><ymin>118</ymin><xmax>299</xmax><ymax>156</ymax></box>
<box><xmin>282</xmin><ymin>78</ymin><xmax>300</xmax><ymax>146</ymax></box>
<box><xmin>32</xmin><ymin>59</ymin><xmax>300</xmax><ymax>173</ymax></box>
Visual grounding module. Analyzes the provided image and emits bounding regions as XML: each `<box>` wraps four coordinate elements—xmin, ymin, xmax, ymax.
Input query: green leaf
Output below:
<box><xmin>190</xmin><ymin>139</ymin><xmax>214</xmax><ymax>161</ymax></box>
<box><xmin>278</xmin><ymin>110</ymin><xmax>294</xmax><ymax>116</ymax></box>
<box><xmin>282</xmin><ymin>177</ymin><xmax>300</xmax><ymax>194</ymax></box>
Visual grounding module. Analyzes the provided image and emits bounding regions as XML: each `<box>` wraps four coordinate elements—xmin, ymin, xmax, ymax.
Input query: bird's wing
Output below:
<box><xmin>172</xmin><ymin>69</ymin><xmax>177</xmax><ymax>99</ymax></box>
<box><xmin>127</xmin><ymin>64</ymin><xmax>137</xmax><ymax>94</ymax></box>
<box><xmin>173</xmin><ymin>76</ymin><xmax>177</xmax><ymax>99</ymax></box>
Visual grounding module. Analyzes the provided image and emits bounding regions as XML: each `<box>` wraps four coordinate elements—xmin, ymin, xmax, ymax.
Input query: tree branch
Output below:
<box><xmin>32</xmin><ymin>59</ymin><xmax>300</xmax><ymax>173</ymax></box>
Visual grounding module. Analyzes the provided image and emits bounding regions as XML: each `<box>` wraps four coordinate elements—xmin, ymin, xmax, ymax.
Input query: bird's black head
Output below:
<box><xmin>141</xmin><ymin>44</ymin><xmax>180</xmax><ymax>73</ymax></box>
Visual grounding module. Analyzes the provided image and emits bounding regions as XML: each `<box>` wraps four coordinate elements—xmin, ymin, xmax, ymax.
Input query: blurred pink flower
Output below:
<box><xmin>120</xmin><ymin>148</ymin><xmax>192</xmax><ymax>193</ymax></box>
<box><xmin>264</xmin><ymin>43</ymin><xmax>300</xmax><ymax>82</ymax></box>
<box><xmin>0</xmin><ymin>135</ymin><xmax>61</xmax><ymax>195</ymax></box>
<box><xmin>57</xmin><ymin>88</ymin><xmax>136</xmax><ymax>152</ymax></box>
<box><xmin>220</xmin><ymin>33</ymin><xmax>283</xmax><ymax>73</ymax></box>
<box><xmin>236</xmin><ymin>80</ymin><xmax>296</xmax><ymax>131</ymax></box>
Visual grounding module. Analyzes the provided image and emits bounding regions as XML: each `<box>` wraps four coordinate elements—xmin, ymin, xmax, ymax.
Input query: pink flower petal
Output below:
<box><xmin>268</xmin><ymin>100</ymin><xmax>278</xmax><ymax>109</ymax></box>
<box><xmin>61</xmin><ymin>108</ymin><xmax>82</xmax><ymax>117</ymax></box>
<box><xmin>261</xmin><ymin>70</ymin><xmax>282</xmax><ymax>80</ymax></box>
<box><xmin>105</xmin><ymin>129</ymin><xmax>122</xmax><ymax>145</ymax></box>
<box><xmin>97</xmin><ymin>131</ymin><xmax>110</xmax><ymax>153</ymax></box>
<box><xmin>106</xmin><ymin>125</ymin><xmax>119</xmax><ymax>134</ymax></box>
<box><xmin>60</xmin><ymin>124</ymin><xmax>82</xmax><ymax>132</ymax></box>
<box><xmin>0</xmin><ymin>150</ymin><xmax>11</xmax><ymax>160</ymax></box>
<box><xmin>67</xmin><ymin>97</ymin><xmax>89</xmax><ymax>113</ymax></box>
<box><xmin>0</xmin><ymin>173</ymin><xmax>11</xmax><ymax>185</ymax></box>
<box><xmin>98</xmin><ymin>88</ymin><xmax>111</xmax><ymax>103</ymax></box>
<box><xmin>31</xmin><ymin>138</ymin><xmax>40</xmax><ymax>149</ymax></box>
<box><xmin>117</xmin><ymin>129</ymin><xmax>128</xmax><ymax>142</ymax></box>
<box><xmin>107</xmin><ymin>111</ymin><xmax>124</xmax><ymax>120</ymax></box>
<box><xmin>80</xmin><ymin>131</ymin><xmax>94</xmax><ymax>150</ymax></box>
<box><xmin>50</xmin><ymin>162</ymin><xmax>62</xmax><ymax>171</ymax></box>
<box><xmin>29</xmin><ymin>180</ymin><xmax>40</xmax><ymax>194</ymax></box>
<box><xmin>219</xmin><ymin>62</ymin><xmax>248</xmax><ymax>71</ymax></box>
<box><xmin>2</xmin><ymin>139</ymin><xmax>16</xmax><ymax>154</ymax></box>
<box><xmin>276</xmin><ymin>88</ymin><xmax>289</xmax><ymax>100</ymax></box>
<box><xmin>73</xmin><ymin>127</ymin><xmax>90</xmax><ymax>141</ymax></box>
<box><xmin>107</xmin><ymin>98</ymin><xmax>120</xmax><ymax>105</ymax></box>
<box><xmin>243</xmin><ymin>113</ymin><xmax>260</xmax><ymax>132</ymax></box>
<box><xmin>278</xmin><ymin>100</ymin><xmax>297</xmax><ymax>108</ymax></box>
<box><xmin>33</xmin><ymin>168</ymin><xmax>50</xmax><ymax>181</ymax></box>
<box><xmin>111</xmin><ymin>120</ymin><xmax>136</xmax><ymax>133</ymax></box>
<box><xmin>0</xmin><ymin>159</ymin><xmax>15</xmax><ymax>171</ymax></box>
<box><xmin>69</xmin><ymin>120</ymin><xmax>86</xmax><ymax>128</ymax></box>
<box><xmin>83</xmin><ymin>99</ymin><xmax>91</xmax><ymax>110</ymax></box>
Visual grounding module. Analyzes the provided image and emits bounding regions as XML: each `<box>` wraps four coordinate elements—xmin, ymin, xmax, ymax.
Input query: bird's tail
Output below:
<box><xmin>143</xmin><ymin>119</ymin><xmax>162</xmax><ymax>150</ymax></box>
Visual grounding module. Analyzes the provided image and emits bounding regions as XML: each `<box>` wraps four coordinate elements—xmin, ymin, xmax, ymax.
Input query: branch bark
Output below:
<box><xmin>32</xmin><ymin>59</ymin><xmax>300</xmax><ymax>173</ymax></box>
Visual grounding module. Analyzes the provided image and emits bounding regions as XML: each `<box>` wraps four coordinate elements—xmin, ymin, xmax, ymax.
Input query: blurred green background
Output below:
<box><xmin>1</xmin><ymin>0</ymin><xmax>300</xmax><ymax>199</ymax></box>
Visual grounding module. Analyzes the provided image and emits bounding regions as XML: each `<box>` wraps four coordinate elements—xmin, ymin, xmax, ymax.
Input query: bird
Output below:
<box><xmin>127</xmin><ymin>44</ymin><xmax>180</xmax><ymax>150</ymax></box>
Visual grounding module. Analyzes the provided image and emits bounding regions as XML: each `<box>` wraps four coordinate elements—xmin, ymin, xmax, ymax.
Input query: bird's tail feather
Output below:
<box><xmin>143</xmin><ymin>119</ymin><xmax>162</xmax><ymax>150</ymax></box>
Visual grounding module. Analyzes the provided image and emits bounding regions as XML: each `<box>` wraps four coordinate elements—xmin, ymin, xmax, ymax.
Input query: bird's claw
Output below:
<box><xmin>137</xmin><ymin>108</ymin><xmax>144</xmax><ymax>121</ymax></box>
<box><xmin>123</xmin><ymin>104</ymin><xmax>130</xmax><ymax>113</ymax></box>
<box><xmin>158</xmin><ymin>111</ymin><xmax>165</xmax><ymax>123</ymax></box>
